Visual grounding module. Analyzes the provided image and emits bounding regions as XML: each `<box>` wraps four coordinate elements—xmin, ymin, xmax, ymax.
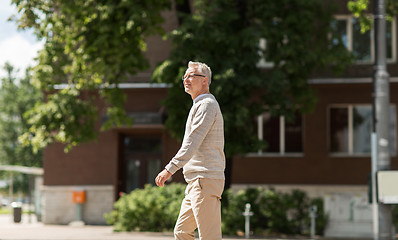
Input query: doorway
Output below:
<box><xmin>119</xmin><ymin>135</ymin><xmax>162</xmax><ymax>193</ymax></box>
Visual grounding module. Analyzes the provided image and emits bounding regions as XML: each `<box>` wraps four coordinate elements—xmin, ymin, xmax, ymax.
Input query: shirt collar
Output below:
<box><xmin>193</xmin><ymin>93</ymin><xmax>211</xmax><ymax>104</ymax></box>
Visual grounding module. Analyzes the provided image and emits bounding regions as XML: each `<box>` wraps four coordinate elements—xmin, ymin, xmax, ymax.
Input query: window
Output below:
<box><xmin>257</xmin><ymin>38</ymin><xmax>274</xmax><ymax>68</ymax></box>
<box><xmin>256</xmin><ymin>112</ymin><xmax>303</xmax><ymax>155</ymax></box>
<box><xmin>256</xmin><ymin>36</ymin><xmax>288</xmax><ymax>68</ymax></box>
<box><xmin>331</xmin><ymin>16</ymin><xmax>396</xmax><ymax>63</ymax></box>
<box><xmin>329</xmin><ymin>105</ymin><xmax>397</xmax><ymax>156</ymax></box>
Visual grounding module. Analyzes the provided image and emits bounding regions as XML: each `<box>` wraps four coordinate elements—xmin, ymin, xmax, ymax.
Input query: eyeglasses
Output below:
<box><xmin>182</xmin><ymin>74</ymin><xmax>206</xmax><ymax>81</ymax></box>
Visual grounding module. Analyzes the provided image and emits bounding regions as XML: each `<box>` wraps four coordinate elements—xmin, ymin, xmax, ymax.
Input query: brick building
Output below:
<box><xmin>40</xmin><ymin>1</ymin><xmax>397</xmax><ymax>237</ymax></box>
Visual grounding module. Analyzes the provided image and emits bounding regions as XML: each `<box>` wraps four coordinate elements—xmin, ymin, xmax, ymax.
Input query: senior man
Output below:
<box><xmin>155</xmin><ymin>61</ymin><xmax>225</xmax><ymax>240</ymax></box>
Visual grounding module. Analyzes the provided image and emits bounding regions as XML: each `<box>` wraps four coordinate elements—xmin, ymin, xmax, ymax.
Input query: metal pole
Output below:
<box><xmin>309</xmin><ymin>205</ymin><xmax>317</xmax><ymax>240</ymax></box>
<box><xmin>373</xmin><ymin>0</ymin><xmax>392</xmax><ymax>239</ymax></box>
<box><xmin>28</xmin><ymin>175</ymin><xmax>33</xmax><ymax>223</ymax></box>
<box><xmin>243</xmin><ymin>203</ymin><xmax>253</xmax><ymax>239</ymax></box>
<box><xmin>311</xmin><ymin>215</ymin><xmax>315</xmax><ymax>239</ymax></box>
<box><xmin>77</xmin><ymin>203</ymin><xmax>83</xmax><ymax>222</ymax></box>
<box><xmin>9</xmin><ymin>172</ymin><xmax>13</xmax><ymax>204</ymax></box>
<box><xmin>371</xmin><ymin>133</ymin><xmax>379</xmax><ymax>239</ymax></box>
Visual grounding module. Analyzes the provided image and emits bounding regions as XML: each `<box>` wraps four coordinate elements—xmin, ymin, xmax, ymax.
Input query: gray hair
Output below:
<box><xmin>188</xmin><ymin>61</ymin><xmax>212</xmax><ymax>85</ymax></box>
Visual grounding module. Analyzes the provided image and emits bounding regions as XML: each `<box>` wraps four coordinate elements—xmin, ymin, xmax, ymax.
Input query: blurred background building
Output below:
<box><xmin>33</xmin><ymin>0</ymin><xmax>397</xmax><ymax>238</ymax></box>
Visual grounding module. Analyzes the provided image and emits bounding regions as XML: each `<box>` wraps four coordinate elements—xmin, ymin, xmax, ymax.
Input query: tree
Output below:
<box><xmin>0</xmin><ymin>63</ymin><xmax>43</xmax><ymax>193</ymax></box>
<box><xmin>348</xmin><ymin>0</ymin><xmax>398</xmax><ymax>32</ymax></box>
<box><xmin>152</xmin><ymin>0</ymin><xmax>353</xmax><ymax>188</ymax></box>
<box><xmin>11</xmin><ymin>0</ymin><xmax>171</xmax><ymax>152</ymax></box>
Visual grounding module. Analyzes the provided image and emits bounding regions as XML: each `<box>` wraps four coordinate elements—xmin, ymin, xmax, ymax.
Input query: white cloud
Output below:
<box><xmin>0</xmin><ymin>2</ymin><xmax>14</xmax><ymax>14</ymax></box>
<box><xmin>0</xmin><ymin>34</ymin><xmax>43</xmax><ymax>78</ymax></box>
<box><xmin>0</xmin><ymin>1</ymin><xmax>44</xmax><ymax>78</ymax></box>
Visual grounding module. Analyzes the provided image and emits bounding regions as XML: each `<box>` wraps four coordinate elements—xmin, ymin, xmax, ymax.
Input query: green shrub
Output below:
<box><xmin>106</xmin><ymin>184</ymin><xmax>328</xmax><ymax>236</ymax></box>
<box><xmin>222</xmin><ymin>188</ymin><xmax>328</xmax><ymax>236</ymax></box>
<box><xmin>393</xmin><ymin>205</ymin><xmax>398</xmax><ymax>230</ymax></box>
<box><xmin>309</xmin><ymin>197</ymin><xmax>328</xmax><ymax>236</ymax></box>
<box><xmin>222</xmin><ymin>187</ymin><xmax>268</xmax><ymax>235</ymax></box>
<box><xmin>260</xmin><ymin>189</ymin><xmax>309</xmax><ymax>234</ymax></box>
<box><xmin>104</xmin><ymin>183</ymin><xmax>185</xmax><ymax>232</ymax></box>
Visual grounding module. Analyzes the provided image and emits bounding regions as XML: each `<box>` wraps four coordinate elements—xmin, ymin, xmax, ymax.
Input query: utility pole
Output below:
<box><xmin>373</xmin><ymin>0</ymin><xmax>392</xmax><ymax>239</ymax></box>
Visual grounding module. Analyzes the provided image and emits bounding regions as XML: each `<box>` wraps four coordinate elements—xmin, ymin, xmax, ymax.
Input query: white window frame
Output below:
<box><xmin>256</xmin><ymin>38</ymin><xmax>275</xmax><ymax>68</ymax></box>
<box><xmin>256</xmin><ymin>36</ymin><xmax>288</xmax><ymax>68</ymax></box>
<box><xmin>258</xmin><ymin>16</ymin><xmax>396</xmax><ymax>67</ymax></box>
<box><xmin>251</xmin><ymin>113</ymin><xmax>303</xmax><ymax>157</ymax></box>
<box><xmin>328</xmin><ymin>104</ymin><xmax>397</xmax><ymax>157</ymax></box>
<box><xmin>333</xmin><ymin>15</ymin><xmax>397</xmax><ymax>64</ymax></box>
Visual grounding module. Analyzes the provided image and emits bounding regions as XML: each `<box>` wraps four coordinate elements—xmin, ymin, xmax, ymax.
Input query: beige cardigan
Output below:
<box><xmin>165</xmin><ymin>94</ymin><xmax>225</xmax><ymax>182</ymax></box>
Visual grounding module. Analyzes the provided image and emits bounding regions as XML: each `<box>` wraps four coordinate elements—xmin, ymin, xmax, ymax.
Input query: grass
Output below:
<box><xmin>0</xmin><ymin>207</ymin><xmax>11</xmax><ymax>214</ymax></box>
<box><xmin>0</xmin><ymin>207</ymin><xmax>34</xmax><ymax>215</ymax></box>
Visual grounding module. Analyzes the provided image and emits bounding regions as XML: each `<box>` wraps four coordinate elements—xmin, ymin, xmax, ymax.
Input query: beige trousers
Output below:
<box><xmin>174</xmin><ymin>178</ymin><xmax>225</xmax><ymax>240</ymax></box>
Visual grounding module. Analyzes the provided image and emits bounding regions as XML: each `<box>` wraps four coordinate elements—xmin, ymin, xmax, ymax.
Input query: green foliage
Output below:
<box><xmin>106</xmin><ymin>184</ymin><xmax>327</xmax><ymax>236</ymax></box>
<box><xmin>309</xmin><ymin>198</ymin><xmax>328</xmax><ymax>236</ymax></box>
<box><xmin>393</xmin><ymin>204</ymin><xmax>398</xmax><ymax>230</ymax></box>
<box><xmin>153</xmin><ymin>0</ymin><xmax>352</xmax><ymax>157</ymax></box>
<box><xmin>19</xmin><ymin>88</ymin><xmax>98</xmax><ymax>153</ymax></box>
<box><xmin>10</xmin><ymin>0</ymin><xmax>171</xmax><ymax>152</ymax></box>
<box><xmin>347</xmin><ymin>0</ymin><xmax>372</xmax><ymax>33</ymax></box>
<box><xmin>105</xmin><ymin>184</ymin><xmax>185</xmax><ymax>232</ymax></box>
<box><xmin>348</xmin><ymin>0</ymin><xmax>398</xmax><ymax>33</ymax></box>
<box><xmin>0</xmin><ymin>63</ymin><xmax>43</xmax><ymax>193</ymax></box>
<box><xmin>222</xmin><ymin>188</ymin><xmax>328</xmax><ymax>236</ymax></box>
<box><xmin>221</xmin><ymin>188</ymin><xmax>268</xmax><ymax>235</ymax></box>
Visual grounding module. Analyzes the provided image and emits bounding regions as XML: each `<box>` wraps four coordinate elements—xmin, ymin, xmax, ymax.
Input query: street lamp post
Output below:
<box><xmin>373</xmin><ymin>0</ymin><xmax>392</xmax><ymax>239</ymax></box>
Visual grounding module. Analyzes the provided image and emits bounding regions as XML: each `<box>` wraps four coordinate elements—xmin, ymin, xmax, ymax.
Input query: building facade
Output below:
<box><xmin>40</xmin><ymin>1</ymin><xmax>397</xmax><ymax>237</ymax></box>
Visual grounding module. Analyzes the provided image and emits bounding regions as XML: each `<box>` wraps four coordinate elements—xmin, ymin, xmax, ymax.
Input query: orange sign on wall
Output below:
<box><xmin>72</xmin><ymin>191</ymin><xmax>86</xmax><ymax>204</ymax></box>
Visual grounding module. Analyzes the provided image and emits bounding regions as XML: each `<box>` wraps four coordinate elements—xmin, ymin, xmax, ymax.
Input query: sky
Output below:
<box><xmin>0</xmin><ymin>1</ymin><xmax>43</xmax><ymax>78</ymax></box>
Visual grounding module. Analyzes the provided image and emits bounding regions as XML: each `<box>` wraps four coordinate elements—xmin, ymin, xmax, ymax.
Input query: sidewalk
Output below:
<box><xmin>0</xmin><ymin>214</ymin><xmax>355</xmax><ymax>240</ymax></box>
<box><xmin>1</xmin><ymin>214</ymin><xmax>171</xmax><ymax>240</ymax></box>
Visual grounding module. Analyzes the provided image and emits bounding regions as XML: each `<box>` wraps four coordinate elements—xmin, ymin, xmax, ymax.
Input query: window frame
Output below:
<box><xmin>333</xmin><ymin>15</ymin><xmax>397</xmax><ymax>64</ymax></box>
<box><xmin>257</xmin><ymin>16</ymin><xmax>397</xmax><ymax>67</ymax></box>
<box><xmin>249</xmin><ymin>113</ymin><xmax>304</xmax><ymax>157</ymax></box>
<box><xmin>327</xmin><ymin>104</ymin><xmax>397</xmax><ymax>157</ymax></box>
<box><xmin>256</xmin><ymin>38</ymin><xmax>275</xmax><ymax>68</ymax></box>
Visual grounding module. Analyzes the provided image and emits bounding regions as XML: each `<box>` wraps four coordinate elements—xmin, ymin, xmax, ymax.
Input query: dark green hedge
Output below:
<box><xmin>105</xmin><ymin>184</ymin><xmax>185</xmax><ymax>232</ymax></box>
<box><xmin>221</xmin><ymin>187</ymin><xmax>327</xmax><ymax>236</ymax></box>
<box><xmin>105</xmin><ymin>184</ymin><xmax>327</xmax><ymax>236</ymax></box>
<box><xmin>393</xmin><ymin>205</ymin><xmax>398</xmax><ymax>230</ymax></box>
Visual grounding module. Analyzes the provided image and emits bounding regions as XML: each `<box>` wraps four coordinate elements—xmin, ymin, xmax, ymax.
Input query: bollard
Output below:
<box><xmin>11</xmin><ymin>202</ymin><xmax>22</xmax><ymax>223</ymax></box>
<box><xmin>242</xmin><ymin>203</ymin><xmax>253</xmax><ymax>239</ymax></box>
<box><xmin>71</xmin><ymin>190</ymin><xmax>86</xmax><ymax>226</ymax></box>
<box><xmin>309</xmin><ymin>205</ymin><xmax>318</xmax><ymax>239</ymax></box>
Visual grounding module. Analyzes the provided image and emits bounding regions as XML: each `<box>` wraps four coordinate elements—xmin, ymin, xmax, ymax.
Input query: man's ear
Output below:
<box><xmin>202</xmin><ymin>77</ymin><xmax>208</xmax><ymax>86</ymax></box>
